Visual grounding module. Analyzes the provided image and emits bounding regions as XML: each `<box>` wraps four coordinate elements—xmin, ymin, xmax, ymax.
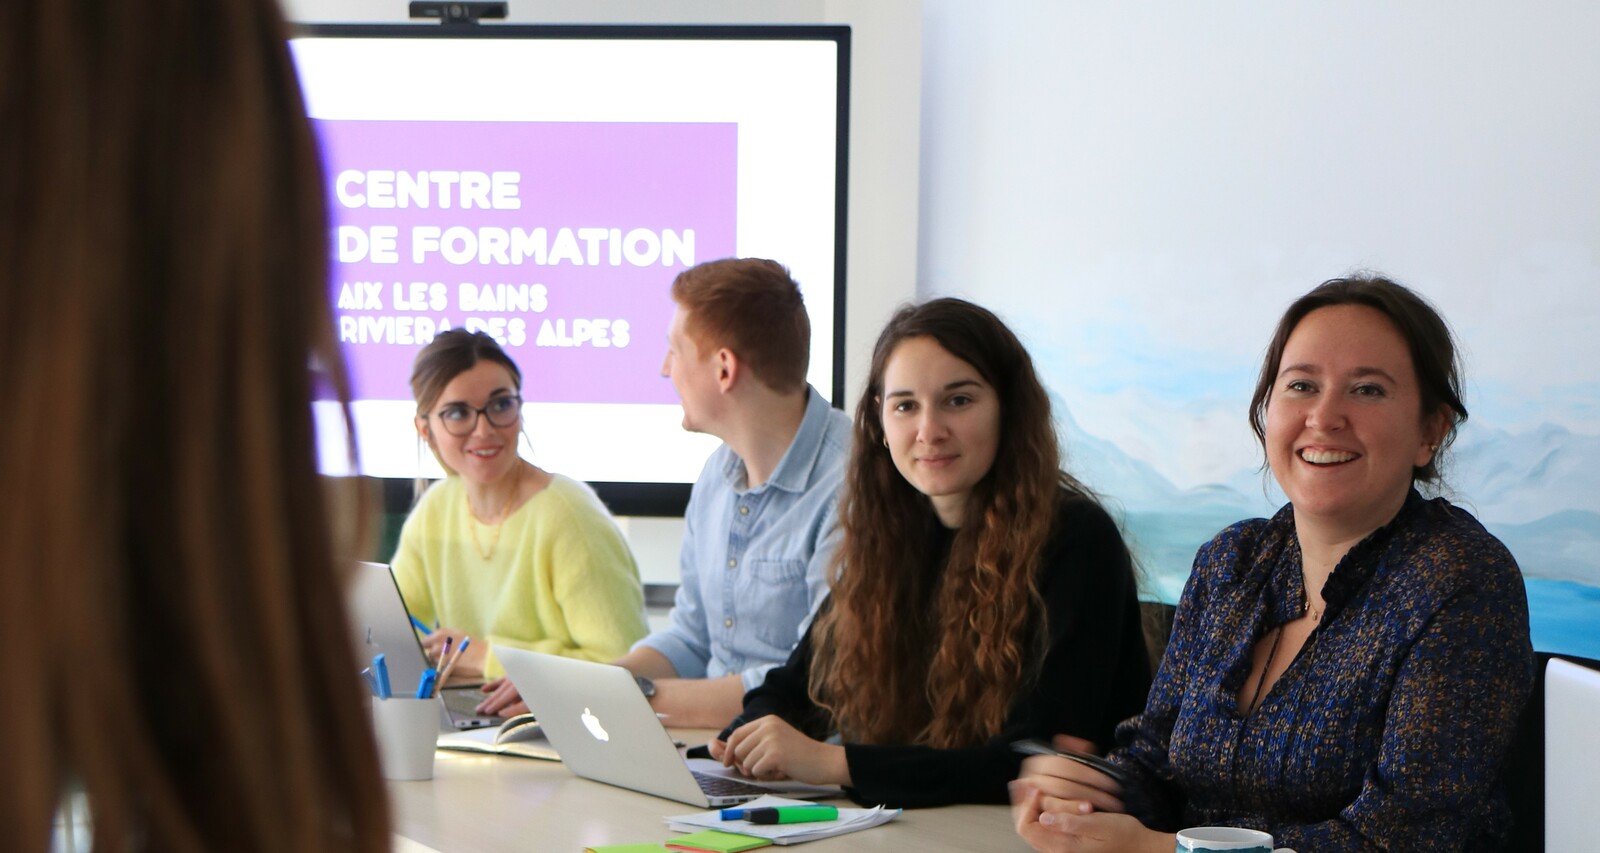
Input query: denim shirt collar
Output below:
<box><xmin>719</xmin><ymin>386</ymin><xmax>834</xmax><ymax>496</ymax></box>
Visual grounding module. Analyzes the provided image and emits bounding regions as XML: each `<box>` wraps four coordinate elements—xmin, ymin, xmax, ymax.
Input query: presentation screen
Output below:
<box><xmin>289</xmin><ymin>24</ymin><xmax>849</xmax><ymax>514</ymax></box>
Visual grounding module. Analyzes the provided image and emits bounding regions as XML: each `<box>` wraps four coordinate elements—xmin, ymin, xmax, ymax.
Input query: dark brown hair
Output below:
<box><xmin>0</xmin><ymin>0</ymin><xmax>390</xmax><ymax>849</ymax></box>
<box><xmin>670</xmin><ymin>258</ymin><xmax>810</xmax><ymax>393</ymax></box>
<box><xmin>1248</xmin><ymin>274</ymin><xmax>1468</xmax><ymax>484</ymax></box>
<box><xmin>410</xmin><ymin>328</ymin><xmax>524</xmax><ymax>416</ymax></box>
<box><xmin>809</xmin><ymin>298</ymin><xmax>1093</xmax><ymax>748</ymax></box>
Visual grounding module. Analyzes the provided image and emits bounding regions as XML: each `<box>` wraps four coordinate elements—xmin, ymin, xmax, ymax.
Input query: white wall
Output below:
<box><xmin>918</xmin><ymin>1</ymin><xmax>1600</xmax><ymax>641</ymax></box>
<box><xmin>285</xmin><ymin>0</ymin><xmax>922</xmax><ymax>583</ymax></box>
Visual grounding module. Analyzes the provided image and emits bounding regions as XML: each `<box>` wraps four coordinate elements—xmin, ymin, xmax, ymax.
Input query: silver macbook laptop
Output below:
<box><xmin>496</xmin><ymin>646</ymin><xmax>841</xmax><ymax>807</ymax></box>
<box><xmin>1546</xmin><ymin>657</ymin><xmax>1600</xmax><ymax>851</ymax></box>
<box><xmin>347</xmin><ymin>561</ymin><xmax>503</xmax><ymax>729</ymax></box>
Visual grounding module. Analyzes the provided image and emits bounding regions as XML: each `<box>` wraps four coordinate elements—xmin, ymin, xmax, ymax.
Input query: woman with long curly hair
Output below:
<box><xmin>709</xmin><ymin>298</ymin><xmax>1152</xmax><ymax>807</ymax></box>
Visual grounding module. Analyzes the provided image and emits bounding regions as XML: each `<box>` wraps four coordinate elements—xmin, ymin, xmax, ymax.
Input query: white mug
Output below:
<box><xmin>371</xmin><ymin>697</ymin><xmax>439</xmax><ymax>780</ymax></box>
<box><xmin>1174</xmin><ymin>826</ymin><xmax>1274</xmax><ymax>853</ymax></box>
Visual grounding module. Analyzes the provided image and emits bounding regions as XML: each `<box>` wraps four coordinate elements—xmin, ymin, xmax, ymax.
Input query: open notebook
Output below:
<box><xmin>436</xmin><ymin>713</ymin><xmax>559</xmax><ymax>760</ymax></box>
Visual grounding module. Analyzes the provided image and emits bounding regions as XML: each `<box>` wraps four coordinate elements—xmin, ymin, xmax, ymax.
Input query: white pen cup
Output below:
<box><xmin>1174</xmin><ymin>826</ymin><xmax>1274</xmax><ymax>853</ymax></box>
<box><xmin>370</xmin><ymin>698</ymin><xmax>438</xmax><ymax>781</ymax></box>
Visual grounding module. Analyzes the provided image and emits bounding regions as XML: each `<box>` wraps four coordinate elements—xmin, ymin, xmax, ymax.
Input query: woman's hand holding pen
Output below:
<box><xmin>476</xmin><ymin>678</ymin><xmax>529</xmax><ymax>716</ymax></box>
<box><xmin>1010</xmin><ymin>734</ymin><xmax>1170</xmax><ymax>853</ymax></box>
<box><xmin>1013</xmin><ymin>734</ymin><xmax>1127</xmax><ymax>814</ymax></box>
<box><xmin>709</xmin><ymin>715</ymin><xmax>851</xmax><ymax>786</ymax></box>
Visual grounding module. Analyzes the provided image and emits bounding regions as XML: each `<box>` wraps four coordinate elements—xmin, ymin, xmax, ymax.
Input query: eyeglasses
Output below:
<box><xmin>432</xmin><ymin>394</ymin><xmax>522</xmax><ymax>436</ymax></box>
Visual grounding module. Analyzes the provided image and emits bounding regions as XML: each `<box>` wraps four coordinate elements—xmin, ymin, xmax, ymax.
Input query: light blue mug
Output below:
<box><xmin>1174</xmin><ymin>826</ymin><xmax>1274</xmax><ymax>853</ymax></box>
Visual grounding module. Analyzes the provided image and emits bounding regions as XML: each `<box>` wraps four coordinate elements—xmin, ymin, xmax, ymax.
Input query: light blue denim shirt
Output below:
<box><xmin>634</xmin><ymin>386</ymin><xmax>851</xmax><ymax>691</ymax></box>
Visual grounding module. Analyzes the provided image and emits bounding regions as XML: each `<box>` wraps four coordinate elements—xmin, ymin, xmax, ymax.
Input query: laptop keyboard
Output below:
<box><xmin>692</xmin><ymin>771</ymin><xmax>774</xmax><ymax>798</ymax></box>
<box><xmin>441</xmin><ymin>687</ymin><xmax>497</xmax><ymax>721</ymax></box>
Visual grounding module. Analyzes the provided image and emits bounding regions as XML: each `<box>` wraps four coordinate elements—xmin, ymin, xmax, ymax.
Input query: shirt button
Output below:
<box><xmin>724</xmin><ymin>618</ymin><xmax>734</xmax><ymax>628</ymax></box>
<box><xmin>739</xmin><ymin>505</ymin><xmax>750</xmax><ymax>515</ymax></box>
<box><xmin>727</xmin><ymin>558</ymin><xmax>737</xmax><ymax>569</ymax></box>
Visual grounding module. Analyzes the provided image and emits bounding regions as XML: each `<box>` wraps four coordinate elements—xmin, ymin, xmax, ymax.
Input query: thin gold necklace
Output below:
<box><xmin>466</xmin><ymin>463</ymin><xmax>523</xmax><ymax>560</ymax></box>
<box><xmin>1304</xmin><ymin>582</ymin><xmax>1325</xmax><ymax>622</ymax></box>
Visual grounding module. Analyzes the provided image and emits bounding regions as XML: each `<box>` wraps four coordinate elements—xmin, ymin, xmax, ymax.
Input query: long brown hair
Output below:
<box><xmin>809</xmin><ymin>298</ymin><xmax>1088</xmax><ymax>748</ymax></box>
<box><xmin>411</xmin><ymin>329</ymin><xmax>525</xmax><ymax>416</ymax></box>
<box><xmin>0</xmin><ymin>0</ymin><xmax>390</xmax><ymax>850</ymax></box>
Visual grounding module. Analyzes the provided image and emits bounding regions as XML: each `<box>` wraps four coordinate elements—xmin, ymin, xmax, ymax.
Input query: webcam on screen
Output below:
<box><xmin>408</xmin><ymin>1</ymin><xmax>507</xmax><ymax>24</ymax></box>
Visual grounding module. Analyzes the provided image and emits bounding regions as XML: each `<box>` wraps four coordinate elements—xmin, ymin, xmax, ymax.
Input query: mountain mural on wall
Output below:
<box><xmin>1450</xmin><ymin>424</ymin><xmax>1600</xmax><ymax>522</ymax></box>
<box><xmin>1054</xmin><ymin>395</ymin><xmax>1600</xmax><ymax>596</ymax></box>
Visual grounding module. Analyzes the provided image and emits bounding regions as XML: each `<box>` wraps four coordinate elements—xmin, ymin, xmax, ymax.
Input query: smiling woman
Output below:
<box><xmin>710</xmin><ymin>298</ymin><xmax>1153</xmax><ymax>808</ymax></box>
<box><xmin>879</xmin><ymin>335</ymin><xmax>1002</xmax><ymax>528</ymax></box>
<box><xmin>390</xmin><ymin>329</ymin><xmax>648</xmax><ymax>687</ymax></box>
<box><xmin>1263</xmin><ymin>303</ymin><xmax>1448</xmax><ymax>553</ymax></box>
<box><xmin>1015</xmin><ymin>275</ymin><xmax>1535</xmax><ymax>853</ymax></box>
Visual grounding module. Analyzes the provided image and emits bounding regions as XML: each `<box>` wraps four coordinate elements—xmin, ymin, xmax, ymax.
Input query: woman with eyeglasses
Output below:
<box><xmin>393</xmin><ymin>329</ymin><xmax>648</xmax><ymax>683</ymax></box>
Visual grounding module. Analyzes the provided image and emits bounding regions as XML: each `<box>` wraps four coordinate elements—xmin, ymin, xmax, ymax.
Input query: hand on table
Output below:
<box><xmin>476</xmin><ymin>677</ymin><xmax>529</xmax><ymax>716</ymax></box>
<box><xmin>709</xmin><ymin>715</ymin><xmax>849</xmax><ymax>786</ymax></box>
<box><xmin>1010</xmin><ymin>734</ymin><xmax>1169</xmax><ymax>853</ymax></box>
<box><xmin>1011</xmin><ymin>787</ymin><xmax>1169</xmax><ymax>853</ymax></box>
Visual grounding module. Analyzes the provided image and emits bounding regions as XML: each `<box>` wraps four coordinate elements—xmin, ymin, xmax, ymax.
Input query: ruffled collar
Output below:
<box><xmin>1257</xmin><ymin>488</ymin><xmax>1425</xmax><ymax>626</ymax></box>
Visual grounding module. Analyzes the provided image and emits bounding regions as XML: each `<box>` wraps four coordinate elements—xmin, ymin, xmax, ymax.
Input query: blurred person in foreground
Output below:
<box><xmin>0</xmin><ymin>1</ymin><xmax>391</xmax><ymax>850</ymax></box>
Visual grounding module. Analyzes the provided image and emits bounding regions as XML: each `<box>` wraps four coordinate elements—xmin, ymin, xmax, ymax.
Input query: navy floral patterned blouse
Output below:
<box><xmin>1111</xmin><ymin>490</ymin><xmax>1534</xmax><ymax>851</ymax></box>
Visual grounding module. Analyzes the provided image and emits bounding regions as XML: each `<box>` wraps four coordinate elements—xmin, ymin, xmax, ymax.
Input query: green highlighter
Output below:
<box><xmin>724</xmin><ymin>804</ymin><xmax>839</xmax><ymax>825</ymax></box>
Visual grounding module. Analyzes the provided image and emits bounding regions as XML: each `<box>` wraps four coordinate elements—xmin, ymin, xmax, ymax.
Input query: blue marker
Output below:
<box><xmin>373</xmin><ymin>653</ymin><xmax>392</xmax><ymax>699</ymax></box>
<box><xmin>409</xmin><ymin>615</ymin><xmax>433</xmax><ymax>635</ymax></box>
<box><xmin>719</xmin><ymin>805</ymin><xmax>839</xmax><ymax>823</ymax></box>
<box><xmin>415</xmin><ymin>668</ymin><xmax>438</xmax><ymax>699</ymax></box>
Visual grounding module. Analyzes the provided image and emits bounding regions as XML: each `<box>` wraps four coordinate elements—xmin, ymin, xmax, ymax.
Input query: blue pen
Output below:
<box><xmin>409</xmin><ymin>615</ymin><xmax>433</xmax><ymax>635</ymax></box>
<box><xmin>415</xmin><ymin>668</ymin><xmax>438</xmax><ymax>699</ymax></box>
<box><xmin>373</xmin><ymin>653</ymin><xmax>392</xmax><ymax>699</ymax></box>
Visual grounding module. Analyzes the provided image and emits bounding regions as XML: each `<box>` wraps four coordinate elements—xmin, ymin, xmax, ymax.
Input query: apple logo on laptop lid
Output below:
<box><xmin>580</xmin><ymin>708</ymin><xmax>609</xmax><ymax>742</ymax></box>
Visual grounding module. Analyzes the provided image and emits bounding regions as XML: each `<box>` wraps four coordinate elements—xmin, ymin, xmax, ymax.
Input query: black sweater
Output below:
<box><xmin>721</xmin><ymin>492</ymin><xmax>1152</xmax><ymax>807</ymax></box>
